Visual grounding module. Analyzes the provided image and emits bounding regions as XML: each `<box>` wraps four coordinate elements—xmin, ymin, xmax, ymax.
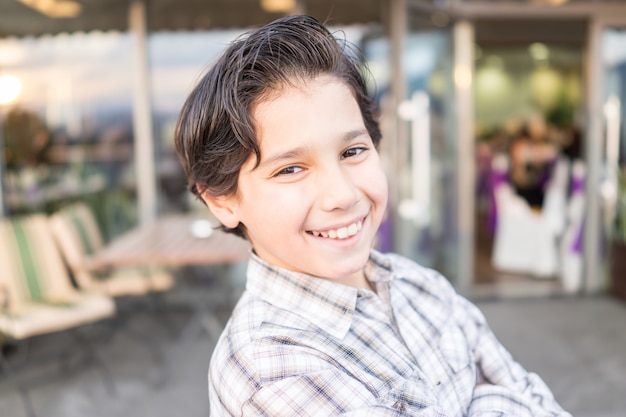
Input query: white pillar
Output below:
<box><xmin>0</xmin><ymin>114</ymin><xmax>5</xmax><ymax>217</ymax></box>
<box><xmin>584</xmin><ymin>17</ymin><xmax>605</xmax><ymax>293</ymax></box>
<box><xmin>453</xmin><ymin>20</ymin><xmax>475</xmax><ymax>294</ymax></box>
<box><xmin>389</xmin><ymin>0</ymin><xmax>408</xmax><ymax>208</ymax></box>
<box><xmin>129</xmin><ymin>0</ymin><xmax>157</xmax><ymax>225</ymax></box>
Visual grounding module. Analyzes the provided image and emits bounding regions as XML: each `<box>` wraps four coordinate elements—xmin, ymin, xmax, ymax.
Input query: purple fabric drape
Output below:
<box><xmin>570</xmin><ymin>176</ymin><xmax>585</xmax><ymax>254</ymax></box>
<box><xmin>488</xmin><ymin>170</ymin><xmax>509</xmax><ymax>235</ymax></box>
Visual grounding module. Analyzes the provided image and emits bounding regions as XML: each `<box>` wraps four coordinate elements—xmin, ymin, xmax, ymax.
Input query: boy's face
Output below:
<box><xmin>206</xmin><ymin>75</ymin><xmax>388</xmax><ymax>289</ymax></box>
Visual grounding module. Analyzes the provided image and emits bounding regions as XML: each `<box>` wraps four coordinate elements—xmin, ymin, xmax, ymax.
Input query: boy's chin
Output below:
<box><xmin>311</xmin><ymin>256</ymin><xmax>370</xmax><ymax>283</ymax></box>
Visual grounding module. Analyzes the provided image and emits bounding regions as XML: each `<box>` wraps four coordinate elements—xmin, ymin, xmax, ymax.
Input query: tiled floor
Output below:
<box><xmin>478</xmin><ymin>295</ymin><xmax>626</xmax><ymax>417</ymax></box>
<box><xmin>1</xmin><ymin>264</ymin><xmax>626</xmax><ymax>417</ymax></box>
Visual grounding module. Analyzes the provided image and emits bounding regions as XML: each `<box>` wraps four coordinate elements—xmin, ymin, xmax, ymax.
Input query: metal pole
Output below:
<box><xmin>129</xmin><ymin>0</ymin><xmax>157</xmax><ymax>225</ymax></box>
<box><xmin>0</xmin><ymin>110</ymin><xmax>5</xmax><ymax>217</ymax></box>
<box><xmin>584</xmin><ymin>17</ymin><xmax>605</xmax><ymax>294</ymax></box>
<box><xmin>453</xmin><ymin>20</ymin><xmax>475</xmax><ymax>294</ymax></box>
<box><xmin>389</xmin><ymin>0</ymin><xmax>408</xmax><ymax>224</ymax></box>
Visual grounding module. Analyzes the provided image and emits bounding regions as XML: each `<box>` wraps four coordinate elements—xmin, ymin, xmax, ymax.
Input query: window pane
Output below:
<box><xmin>0</xmin><ymin>31</ymin><xmax>136</xmax><ymax>240</ymax></box>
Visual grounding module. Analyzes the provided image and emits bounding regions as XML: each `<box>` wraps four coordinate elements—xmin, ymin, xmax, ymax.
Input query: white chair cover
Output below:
<box><xmin>491</xmin><ymin>155</ymin><xmax>570</xmax><ymax>278</ymax></box>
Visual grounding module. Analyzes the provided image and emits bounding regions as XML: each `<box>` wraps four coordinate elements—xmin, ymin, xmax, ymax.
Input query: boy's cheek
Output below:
<box><xmin>360</xmin><ymin>165</ymin><xmax>389</xmax><ymax>198</ymax></box>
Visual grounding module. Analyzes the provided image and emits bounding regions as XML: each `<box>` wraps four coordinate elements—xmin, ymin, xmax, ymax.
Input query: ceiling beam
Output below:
<box><xmin>409</xmin><ymin>0</ymin><xmax>626</xmax><ymax>19</ymax></box>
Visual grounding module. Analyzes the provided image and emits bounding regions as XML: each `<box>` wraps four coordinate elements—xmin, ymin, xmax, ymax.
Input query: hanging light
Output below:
<box><xmin>532</xmin><ymin>0</ymin><xmax>570</xmax><ymax>5</ymax></box>
<box><xmin>18</xmin><ymin>0</ymin><xmax>82</xmax><ymax>18</ymax></box>
<box><xmin>0</xmin><ymin>74</ymin><xmax>22</xmax><ymax>105</ymax></box>
<box><xmin>261</xmin><ymin>0</ymin><xmax>296</xmax><ymax>13</ymax></box>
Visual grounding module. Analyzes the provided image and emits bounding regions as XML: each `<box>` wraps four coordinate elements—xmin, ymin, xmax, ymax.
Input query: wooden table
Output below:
<box><xmin>85</xmin><ymin>214</ymin><xmax>251</xmax><ymax>354</ymax></box>
<box><xmin>87</xmin><ymin>214</ymin><xmax>250</xmax><ymax>270</ymax></box>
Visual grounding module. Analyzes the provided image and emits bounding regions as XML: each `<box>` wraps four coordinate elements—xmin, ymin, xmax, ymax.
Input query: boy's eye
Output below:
<box><xmin>275</xmin><ymin>166</ymin><xmax>303</xmax><ymax>176</ymax></box>
<box><xmin>341</xmin><ymin>147</ymin><xmax>368</xmax><ymax>160</ymax></box>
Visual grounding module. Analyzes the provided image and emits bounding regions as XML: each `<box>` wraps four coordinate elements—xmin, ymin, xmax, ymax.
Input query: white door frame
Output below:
<box><xmin>584</xmin><ymin>14</ymin><xmax>626</xmax><ymax>293</ymax></box>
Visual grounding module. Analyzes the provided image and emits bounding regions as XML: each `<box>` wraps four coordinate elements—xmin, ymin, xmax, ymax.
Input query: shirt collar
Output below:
<box><xmin>365</xmin><ymin>249</ymin><xmax>394</xmax><ymax>285</ymax></box>
<box><xmin>246</xmin><ymin>250</ymin><xmax>393</xmax><ymax>339</ymax></box>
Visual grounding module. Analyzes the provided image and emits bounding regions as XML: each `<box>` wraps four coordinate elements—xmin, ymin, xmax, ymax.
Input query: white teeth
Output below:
<box><xmin>310</xmin><ymin>220</ymin><xmax>363</xmax><ymax>240</ymax></box>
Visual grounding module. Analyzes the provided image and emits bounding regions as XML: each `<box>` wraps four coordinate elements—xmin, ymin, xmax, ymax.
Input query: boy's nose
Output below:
<box><xmin>317</xmin><ymin>165</ymin><xmax>359</xmax><ymax>211</ymax></box>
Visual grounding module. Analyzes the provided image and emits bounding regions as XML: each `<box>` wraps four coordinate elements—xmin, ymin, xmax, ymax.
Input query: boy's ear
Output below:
<box><xmin>199</xmin><ymin>188</ymin><xmax>240</xmax><ymax>229</ymax></box>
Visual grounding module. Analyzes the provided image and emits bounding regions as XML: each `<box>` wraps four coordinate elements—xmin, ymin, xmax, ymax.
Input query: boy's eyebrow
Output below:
<box><xmin>343</xmin><ymin>128</ymin><xmax>369</xmax><ymax>142</ymax></box>
<box><xmin>258</xmin><ymin>148</ymin><xmax>307</xmax><ymax>170</ymax></box>
<box><xmin>257</xmin><ymin>129</ymin><xmax>369</xmax><ymax>169</ymax></box>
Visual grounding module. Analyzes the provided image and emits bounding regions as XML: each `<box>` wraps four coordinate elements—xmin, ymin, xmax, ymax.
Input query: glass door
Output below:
<box><xmin>600</xmin><ymin>27</ymin><xmax>626</xmax><ymax>299</ymax></box>
<box><xmin>364</xmin><ymin>7</ymin><xmax>469</xmax><ymax>287</ymax></box>
<box><xmin>395</xmin><ymin>27</ymin><xmax>455</xmax><ymax>273</ymax></box>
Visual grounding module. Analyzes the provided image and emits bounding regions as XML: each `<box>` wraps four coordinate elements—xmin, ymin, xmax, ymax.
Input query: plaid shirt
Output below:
<box><xmin>209</xmin><ymin>250</ymin><xmax>571</xmax><ymax>417</ymax></box>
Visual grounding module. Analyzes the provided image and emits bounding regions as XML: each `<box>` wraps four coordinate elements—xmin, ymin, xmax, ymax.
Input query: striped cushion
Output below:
<box><xmin>0</xmin><ymin>215</ymin><xmax>73</xmax><ymax>308</ymax></box>
<box><xmin>0</xmin><ymin>221</ymin><xmax>26</xmax><ymax>315</ymax></box>
<box><xmin>49</xmin><ymin>204</ymin><xmax>174</xmax><ymax>297</ymax></box>
<box><xmin>0</xmin><ymin>214</ymin><xmax>115</xmax><ymax>339</ymax></box>
<box><xmin>0</xmin><ymin>293</ymin><xmax>115</xmax><ymax>340</ymax></box>
<box><xmin>66</xmin><ymin>203</ymin><xmax>104</xmax><ymax>255</ymax></box>
<box><xmin>49</xmin><ymin>207</ymin><xmax>102</xmax><ymax>291</ymax></box>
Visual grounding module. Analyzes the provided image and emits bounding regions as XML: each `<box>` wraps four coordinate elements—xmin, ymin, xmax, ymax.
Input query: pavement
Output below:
<box><xmin>1</xmin><ymin>264</ymin><xmax>625</xmax><ymax>417</ymax></box>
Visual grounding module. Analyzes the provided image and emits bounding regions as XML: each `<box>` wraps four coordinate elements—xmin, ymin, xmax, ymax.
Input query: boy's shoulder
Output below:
<box><xmin>371</xmin><ymin>250</ymin><xmax>458</xmax><ymax>301</ymax></box>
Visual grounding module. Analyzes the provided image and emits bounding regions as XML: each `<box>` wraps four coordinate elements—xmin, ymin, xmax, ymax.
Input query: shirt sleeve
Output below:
<box><xmin>453</xmin><ymin>295</ymin><xmax>572</xmax><ymax>417</ymax></box>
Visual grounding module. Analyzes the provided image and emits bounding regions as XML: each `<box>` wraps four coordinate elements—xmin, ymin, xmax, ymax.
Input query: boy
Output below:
<box><xmin>175</xmin><ymin>15</ymin><xmax>571</xmax><ymax>417</ymax></box>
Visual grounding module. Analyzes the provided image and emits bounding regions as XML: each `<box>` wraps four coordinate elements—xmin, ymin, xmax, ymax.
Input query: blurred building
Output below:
<box><xmin>1</xmin><ymin>0</ymin><xmax>625</xmax><ymax>299</ymax></box>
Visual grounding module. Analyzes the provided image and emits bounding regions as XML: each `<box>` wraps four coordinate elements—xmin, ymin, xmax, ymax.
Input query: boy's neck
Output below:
<box><xmin>339</xmin><ymin>270</ymin><xmax>375</xmax><ymax>293</ymax></box>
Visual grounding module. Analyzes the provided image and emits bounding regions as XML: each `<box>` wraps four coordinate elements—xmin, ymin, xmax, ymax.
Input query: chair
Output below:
<box><xmin>48</xmin><ymin>203</ymin><xmax>174</xmax><ymax>297</ymax></box>
<box><xmin>491</xmin><ymin>155</ymin><xmax>569</xmax><ymax>278</ymax></box>
<box><xmin>48</xmin><ymin>203</ymin><xmax>176</xmax><ymax>384</ymax></box>
<box><xmin>0</xmin><ymin>214</ymin><xmax>116</xmax><ymax>417</ymax></box>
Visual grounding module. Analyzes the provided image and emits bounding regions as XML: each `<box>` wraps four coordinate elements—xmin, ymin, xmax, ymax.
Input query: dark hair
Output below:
<box><xmin>175</xmin><ymin>15</ymin><xmax>381</xmax><ymax>238</ymax></box>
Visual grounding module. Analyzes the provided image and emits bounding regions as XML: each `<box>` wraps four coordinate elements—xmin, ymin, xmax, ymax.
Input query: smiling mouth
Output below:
<box><xmin>308</xmin><ymin>219</ymin><xmax>363</xmax><ymax>240</ymax></box>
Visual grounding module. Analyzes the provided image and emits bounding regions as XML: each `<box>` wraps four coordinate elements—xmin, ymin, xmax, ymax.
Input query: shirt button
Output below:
<box><xmin>433</xmin><ymin>372</ymin><xmax>445</xmax><ymax>386</ymax></box>
<box><xmin>392</xmin><ymin>400</ymin><xmax>405</xmax><ymax>411</ymax></box>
